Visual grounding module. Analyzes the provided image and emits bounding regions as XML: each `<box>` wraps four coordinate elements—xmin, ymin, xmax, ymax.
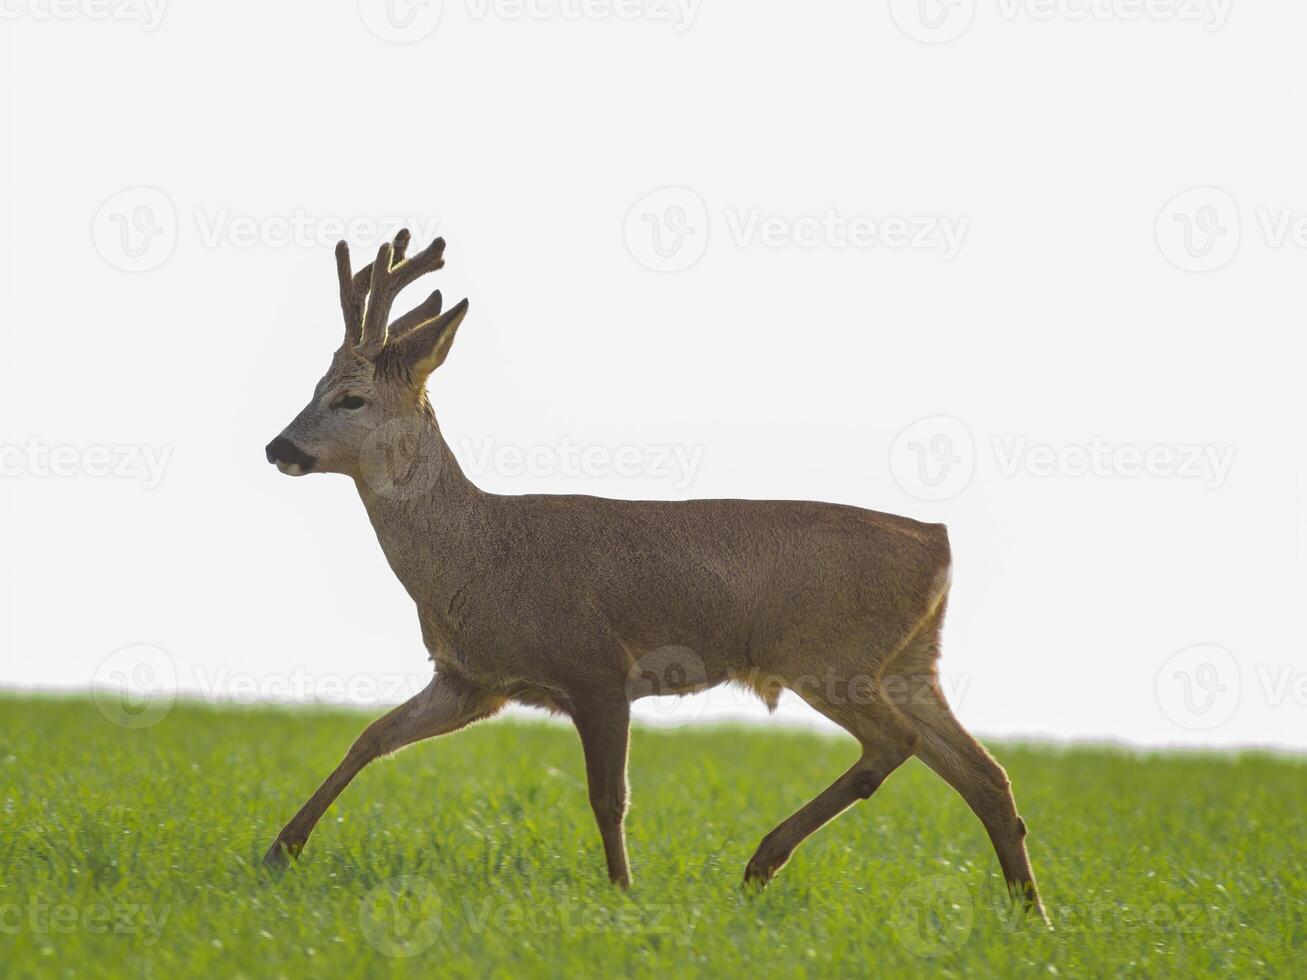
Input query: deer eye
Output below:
<box><xmin>337</xmin><ymin>395</ymin><xmax>366</xmax><ymax>411</ymax></box>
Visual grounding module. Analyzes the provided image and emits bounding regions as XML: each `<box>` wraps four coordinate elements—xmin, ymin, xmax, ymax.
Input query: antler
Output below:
<box><xmin>335</xmin><ymin>229</ymin><xmax>447</xmax><ymax>357</ymax></box>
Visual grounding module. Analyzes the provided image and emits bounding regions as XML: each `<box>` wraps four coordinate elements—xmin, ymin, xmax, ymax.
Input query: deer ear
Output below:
<box><xmin>396</xmin><ymin>299</ymin><xmax>469</xmax><ymax>378</ymax></box>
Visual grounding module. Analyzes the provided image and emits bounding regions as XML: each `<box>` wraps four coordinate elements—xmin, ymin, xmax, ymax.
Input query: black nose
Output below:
<box><xmin>265</xmin><ymin>437</ymin><xmax>317</xmax><ymax>469</ymax></box>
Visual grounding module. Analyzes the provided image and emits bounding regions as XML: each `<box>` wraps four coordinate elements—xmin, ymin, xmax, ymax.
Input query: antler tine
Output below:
<box><xmin>357</xmin><ymin>242</ymin><xmax>396</xmax><ymax>356</ymax></box>
<box><xmin>390</xmin><ymin>236</ymin><xmax>447</xmax><ymax>294</ymax></box>
<box><xmin>348</xmin><ymin>228</ymin><xmax>411</xmax><ymax>295</ymax></box>
<box><xmin>357</xmin><ymin>235</ymin><xmax>448</xmax><ymax>358</ymax></box>
<box><xmin>387</xmin><ymin>289</ymin><xmax>443</xmax><ymax>342</ymax></box>
<box><xmin>391</xmin><ymin>227</ymin><xmax>412</xmax><ymax>263</ymax></box>
<box><xmin>335</xmin><ymin>240</ymin><xmax>365</xmax><ymax>348</ymax></box>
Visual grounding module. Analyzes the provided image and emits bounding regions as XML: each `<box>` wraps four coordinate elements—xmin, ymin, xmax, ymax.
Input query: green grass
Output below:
<box><xmin>1</xmin><ymin>695</ymin><xmax>1303</xmax><ymax>978</ymax></box>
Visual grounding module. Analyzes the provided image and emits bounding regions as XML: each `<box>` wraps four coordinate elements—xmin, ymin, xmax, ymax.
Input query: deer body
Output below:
<box><xmin>262</xmin><ymin>231</ymin><xmax>1046</xmax><ymax>925</ymax></box>
<box><xmin>362</xmin><ymin>422</ymin><xmax>949</xmax><ymax>707</ymax></box>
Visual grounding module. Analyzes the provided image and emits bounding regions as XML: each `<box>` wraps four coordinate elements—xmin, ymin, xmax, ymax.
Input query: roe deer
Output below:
<box><xmin>261</xmin><ymin>229</ymin><xmax>1047</xmax><ymax>923</ymax></box>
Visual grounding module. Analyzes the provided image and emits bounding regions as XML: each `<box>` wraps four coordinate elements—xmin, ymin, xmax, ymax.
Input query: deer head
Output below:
<box><xmin>265</xmin><ymin>230</ymin><xmax>469</xmax><ymax>480</ymax></box>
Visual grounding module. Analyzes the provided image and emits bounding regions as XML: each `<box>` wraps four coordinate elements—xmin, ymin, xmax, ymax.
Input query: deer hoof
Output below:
<box><xmin>741</xmin><ymin>859</ymin><xmax>776</xmax><ymax>890</ymax></box>
<box><xmin>261</xmin><ymin>838</ymin><xmax>300</xmax><ymax>873</ymax></box>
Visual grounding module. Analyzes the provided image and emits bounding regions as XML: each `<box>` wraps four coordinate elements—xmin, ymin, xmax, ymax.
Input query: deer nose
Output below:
<box><xmin>265</xmin><ymin>437</ymin><xmax>316</xmax><ymax>471</ymax></box>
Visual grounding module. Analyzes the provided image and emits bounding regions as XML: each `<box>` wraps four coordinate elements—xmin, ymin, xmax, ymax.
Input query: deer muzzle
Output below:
<box><xmin>265</xmin><ymin>436</ymin><xmax>318</xmax><ymax>477</ymax></box>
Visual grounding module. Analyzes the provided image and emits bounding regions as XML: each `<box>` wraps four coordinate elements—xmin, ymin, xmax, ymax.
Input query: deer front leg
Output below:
<box><xmin>572</xmin><ymin>699</ymin><xmax>632</xmax><ymax>889</ymax></box>
<box><xmin>262</xmin><ymin>673</ymin><xmax>502</xmax><ymax>870</ymax></box>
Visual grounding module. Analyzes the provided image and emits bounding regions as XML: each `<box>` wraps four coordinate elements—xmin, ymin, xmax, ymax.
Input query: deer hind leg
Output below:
<box><xmin>899</xmin><ymin>681</ymin><xmax>1048</xmax><ymax>924</ymax></box>
<box><xmin>742</xmin><ymin>692</ymin><xmax>919</xmax><ymax>888</ymax></box>
<box><xmin>881</xmin><ymin>597</ymin><xmax>1048</xmax><ymax>923</ymax></box>
<box><xmin>262</xmin><ymin>673</ymin><xmax>503</xmax><ymax>870</ymax></box>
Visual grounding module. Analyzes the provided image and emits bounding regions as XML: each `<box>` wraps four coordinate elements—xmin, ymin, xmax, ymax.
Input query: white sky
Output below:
<box><xmin>1</xmin><ymin>1</ymin><xmax>1304</xmax><ymax>749</ymax></box>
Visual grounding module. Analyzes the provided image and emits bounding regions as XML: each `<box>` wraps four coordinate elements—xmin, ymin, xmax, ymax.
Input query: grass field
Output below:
<box><xmin>1</xmin><ymin>695</ymin><xmax>1303</xmax><ymax>978</ymax></box>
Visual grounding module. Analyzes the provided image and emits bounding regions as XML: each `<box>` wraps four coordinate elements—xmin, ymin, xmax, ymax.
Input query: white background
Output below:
<box><xmin>1</xmin><ymin>0</ymin><xmax>1303</xmax><ymax>748</ymax></box>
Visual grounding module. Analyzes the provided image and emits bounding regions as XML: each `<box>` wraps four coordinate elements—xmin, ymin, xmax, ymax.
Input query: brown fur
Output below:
<box><xmin>261</xmin><ymin>231</ymin><xmax>1047</xmax><ymax>924</ymax></box>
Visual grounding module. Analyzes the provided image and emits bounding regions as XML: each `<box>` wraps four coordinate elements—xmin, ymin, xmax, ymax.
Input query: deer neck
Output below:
<box><xmin>353</xmin><ymin>413</ymin><xmax>484</xmax><ymax>607</ymax></box>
